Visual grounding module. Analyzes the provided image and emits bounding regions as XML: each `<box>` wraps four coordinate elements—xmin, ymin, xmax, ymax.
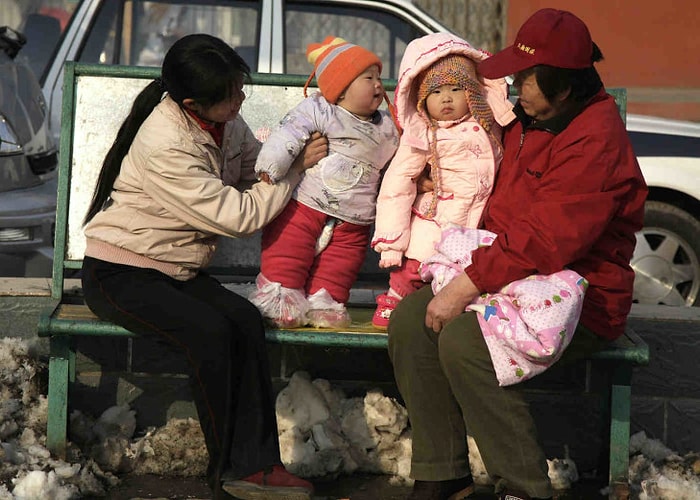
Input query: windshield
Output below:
<box><xmin>1</xmin><ymin>1</ymin><xmax>79</xmax><ymax>82</ymax></box>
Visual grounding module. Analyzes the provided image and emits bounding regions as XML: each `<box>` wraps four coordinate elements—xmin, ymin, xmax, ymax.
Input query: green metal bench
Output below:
<box><xmin>38</xmin><ymin>62</ymin><xmax>647</xmax><ymax>499</ymax></box>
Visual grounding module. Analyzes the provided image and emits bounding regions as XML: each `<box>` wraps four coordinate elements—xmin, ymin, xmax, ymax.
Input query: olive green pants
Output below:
<box><xmin>387</xmin><ymin>286</ymin><xmax>608</xmax><ymax>498</ymax></box>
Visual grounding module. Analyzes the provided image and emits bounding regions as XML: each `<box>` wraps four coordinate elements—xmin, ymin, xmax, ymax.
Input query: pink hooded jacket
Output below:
<box><xmin>371</xmin><ymin>33</ymin><xmax>515</xmax><ymax>265</ymax></box>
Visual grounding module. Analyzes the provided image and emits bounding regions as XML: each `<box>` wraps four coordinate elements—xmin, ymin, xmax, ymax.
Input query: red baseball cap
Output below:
<box><xmin>479</xmin><ymin>8</ymin><xmax>593</xmax><ymax>79</ymax></box>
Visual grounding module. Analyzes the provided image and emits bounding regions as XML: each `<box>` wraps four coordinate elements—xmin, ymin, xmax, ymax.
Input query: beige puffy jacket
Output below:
<box><xmin>84</xmin><ymin>95</ymin><xmax>300</xmax><ymax>280</ymax></box>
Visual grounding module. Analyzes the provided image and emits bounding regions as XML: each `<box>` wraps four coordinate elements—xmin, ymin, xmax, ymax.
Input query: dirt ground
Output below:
<box><xmin>87</xmin><ymin>473</ymin><xmax>610</xmax><ymax>500</ymax></box>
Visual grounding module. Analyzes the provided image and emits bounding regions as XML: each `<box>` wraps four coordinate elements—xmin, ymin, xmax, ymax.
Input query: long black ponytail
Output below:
<box><xmin>83</xmin><ymin>80</ymin><xmax>163</xmax><ymax>224</ymax></box>
<box><xmin>83</xmin><ymin>34</ymin><xmax>250</xmax><ymax>225</ymax></box>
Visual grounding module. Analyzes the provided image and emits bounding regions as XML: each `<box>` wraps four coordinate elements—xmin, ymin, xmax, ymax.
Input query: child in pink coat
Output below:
<box><xmin>370</xmin><ymin>33</ymin><xmax>515</xmax><ymax>329</ymax></box>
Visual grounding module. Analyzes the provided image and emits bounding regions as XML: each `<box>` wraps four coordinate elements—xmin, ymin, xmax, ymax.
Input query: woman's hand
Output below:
<box><xmin>425</xmin><ymin>272</ymin><xmax>479</xmax><ymax>333</ymax></box>
<box><xmin>290</xmin><ymin>132</ymin><xmax>328</xmax><ymax>175</ymax></box>
<box><xmin>412</xmin><ymin>165</ymin><xmax>434</xmax><ymax>193</ymax></box>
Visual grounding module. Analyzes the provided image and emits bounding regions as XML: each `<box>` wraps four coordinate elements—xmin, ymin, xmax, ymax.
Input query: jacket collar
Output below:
<box><xmin>184</xmin><ymin>108</ymin><xmax>225</xmax><ymax>147</ymax></box>
<box><xmin>514</xmin><ymin>87</ymin><xmax>607</xmax><ymax>134</ymax></box>
<box><xmin>160</xmin><ymin>96</ymin><xmax>216</xmax><ymax>146</ymax></box>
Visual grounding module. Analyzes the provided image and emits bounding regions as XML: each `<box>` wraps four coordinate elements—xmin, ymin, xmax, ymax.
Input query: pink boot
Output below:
<box><xmin>372</xmin><ymin>293</ymin><xmax>401</xmax><ymax>330</ymax></box>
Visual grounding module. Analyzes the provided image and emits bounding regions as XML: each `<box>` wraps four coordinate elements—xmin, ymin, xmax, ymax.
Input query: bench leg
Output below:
<box><xmin>607</xmin><ymin>363</ymin><xmax>633</xmax><ymax>500</ymax></box>
<box><xmin>47</xmin><ymin>336</ymin><xmax>72</xmax><ymax>459</ymax></box>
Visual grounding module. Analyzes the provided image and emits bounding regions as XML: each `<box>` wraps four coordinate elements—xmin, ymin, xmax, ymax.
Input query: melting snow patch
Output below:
<box><xmin>1</xmin><ymin>337</ymin><xmax>699</xmax><ymax>499</ymax></box>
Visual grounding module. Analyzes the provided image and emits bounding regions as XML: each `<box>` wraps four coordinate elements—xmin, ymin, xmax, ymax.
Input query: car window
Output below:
<box><xmin>80</xmin><ymin>0</ymin><xmax>261</xmax><ymax>69</ymax></box>
<box><xmin>5</xmin><ymin>1</ymin><xmax>78</xmax><ymax>82</ymax></box>
<box><xmin>284</xmin><ymin>1</ymin><xmax>423</xmax><ymax>79</ymax></box>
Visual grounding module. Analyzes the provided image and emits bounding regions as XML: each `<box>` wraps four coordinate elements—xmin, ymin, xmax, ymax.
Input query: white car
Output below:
<box><xmin>9</xmin><ymin>0</ymin><xmax>700</xmax><ymax>306</ymax></box>
<box><xmin>627</xmin><ymin>114</ymin><xmax>700</xmax><ymax>306</ymax></box>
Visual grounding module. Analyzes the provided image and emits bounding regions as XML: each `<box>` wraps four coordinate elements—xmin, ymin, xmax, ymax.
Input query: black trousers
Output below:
<box><xmin>82</xmin><ymin>257</ymin><xmax>281</xmax><ymax>497</ymax></box>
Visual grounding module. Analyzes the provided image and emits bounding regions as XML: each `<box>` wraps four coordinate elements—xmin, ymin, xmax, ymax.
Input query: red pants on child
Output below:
<box><xmin>389</xmin><ymin>258</ymin><xmax>425</xmax><ymax>297</ymax></box>
<box><xmin>260</xmin><ymin>199</ymin><xmax>369</xmax><ymax>303</ymax></box>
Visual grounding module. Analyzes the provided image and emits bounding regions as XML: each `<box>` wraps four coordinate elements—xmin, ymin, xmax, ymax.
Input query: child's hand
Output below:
<box><xmin>379</xmin><ymin>250</ymin><xmax>404</xmax><ymax>269</ymax></box>
<box><xmin>259</xmin><ymin>172</ymin><xmax>272</xmax><ymax>184</ymax></box>
<box><xmin>412</xmin><ymin>165</ymin><xmax>434</xmax><ymax>193</ymax></box>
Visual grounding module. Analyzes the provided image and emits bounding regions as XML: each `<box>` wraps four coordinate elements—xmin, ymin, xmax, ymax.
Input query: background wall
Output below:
<box><xmin>413</xmin><ymin>0</ymin><xmax>505</xmax><ymax>54</ymax></box>
<box><xmin>418</xmin><ymin>0</ymin><xmax>700</xmax><ymax>122</ymax></box>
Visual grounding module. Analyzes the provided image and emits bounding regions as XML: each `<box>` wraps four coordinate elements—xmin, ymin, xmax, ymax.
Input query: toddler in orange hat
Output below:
<box><xmin>249</xmin><ymin>36</ymin><xmax>400</xmax><ymax>329</ymax></box>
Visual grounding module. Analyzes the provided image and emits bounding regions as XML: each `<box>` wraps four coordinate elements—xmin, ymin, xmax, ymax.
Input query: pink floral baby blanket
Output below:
<box><xmin>419</xmin><ymin>224</ymin><xmax>588</xmax><ymax>386</ymax></box>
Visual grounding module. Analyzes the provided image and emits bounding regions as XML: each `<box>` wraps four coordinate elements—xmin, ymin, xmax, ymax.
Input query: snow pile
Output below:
<box><xmin>629</xmin><ymin>431</ymin><xmax>700</xmax><ymax>499</ymax></box>
<box><xmin>1</xmin><ymin>336</ymin><xmax>699</xmax><ymax>499</ymax></box>
<box><xmin>68</xmin><ymin>407</ymin><xmax>209</xmax><ymax>478</ymax></box>
<box><xmin>547</xmin><ymin>446</ymin><xmax>579</xmax><ymax>491</ymax></box>
<box><xmin>275</xmin><ymin>371</ymin><xmax>412</xmax><ymax>481</ymax></box>
<box><xmin>0</xmin><ymin>338</ymin><xmax>119</xmax><ymax>499</ymax></box>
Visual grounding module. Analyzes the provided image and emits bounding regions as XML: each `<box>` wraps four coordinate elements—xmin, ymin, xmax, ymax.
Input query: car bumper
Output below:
<box><xmin>0</xmin><ymin>173</ymin><xmax>57</xmax><ymax>254</ymax></box>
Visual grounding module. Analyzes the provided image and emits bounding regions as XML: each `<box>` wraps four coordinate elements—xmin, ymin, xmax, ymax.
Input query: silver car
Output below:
<box><xmin>0</xmin><ymin>26</ymin><xmax>57</xmax><ymax>277</ymax></box>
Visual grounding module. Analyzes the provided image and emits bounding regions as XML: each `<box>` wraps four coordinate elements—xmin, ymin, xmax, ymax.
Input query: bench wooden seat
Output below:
<box><xmin>38</xmin><ymin>61</ymin><xmax>648</xmax><ymax>500</ymax></box>
<box><xmin>40</xmin><ymin>303</ymin><xmax>390</xmax><ymax>347</ymax></box>
<box><xmin>40</xmin><ymin>302</ymin><xmax>650</xmax><ymax>357</ymax></box>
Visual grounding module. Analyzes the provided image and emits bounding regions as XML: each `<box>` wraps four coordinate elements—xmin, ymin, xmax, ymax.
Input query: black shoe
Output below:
<box><xmin>408</xmin><ymin>475</ymin><xmax>474</xmax><ymax>500</ymax></box>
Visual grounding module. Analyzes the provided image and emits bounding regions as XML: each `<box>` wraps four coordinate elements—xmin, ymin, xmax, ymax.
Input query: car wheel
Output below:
<box><xmin>631</xmin><ymin>201</ymin><xmax>700</xmax><ymax>306</ymax></box>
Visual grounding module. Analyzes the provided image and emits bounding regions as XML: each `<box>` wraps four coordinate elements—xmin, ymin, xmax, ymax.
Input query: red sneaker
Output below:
<box><xmin>372</xmin><ymin>293</ymin><xmax>401</xmax><ymax>330</ymax></box>
<box><xmin>222</xmin><ymin>465</ymin><xmax>313</xmax><ymax>500</ymax></box>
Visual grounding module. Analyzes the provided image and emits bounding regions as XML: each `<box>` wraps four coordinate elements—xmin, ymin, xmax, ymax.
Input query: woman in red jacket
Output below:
<box><xmin>388</xmin><ymin>9</ymin><xmax>648</xmax><ymax>500</ymax></box>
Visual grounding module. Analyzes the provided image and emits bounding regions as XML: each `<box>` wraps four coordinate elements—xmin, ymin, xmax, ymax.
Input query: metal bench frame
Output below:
<box><xmin>38</xmin><ymin>62</ymin><xmax>647</xmax><ymax>499</ymax></box>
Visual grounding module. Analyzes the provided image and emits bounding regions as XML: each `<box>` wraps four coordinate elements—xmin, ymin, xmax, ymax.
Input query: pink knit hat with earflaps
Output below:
<box><xmin>417</xmin><ymin>55</ymin><xmax>476</xmax><ymax>107</ymax></box>
<box><xmin>415</xmin><ymin>54</ymin><xmax>501</xmax><ymax>219</ymax></box>
<box><xmin>416</xmin><ymin>54</ymin><xmax>494</xmax><ymax>132</ymax></box>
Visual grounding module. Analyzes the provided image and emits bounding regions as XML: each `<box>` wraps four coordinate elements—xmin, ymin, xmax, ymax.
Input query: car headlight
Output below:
<box><xmin>0</xmin><ymin>113</ymin><xmax>23</xmax><ymax>156</ymax></box>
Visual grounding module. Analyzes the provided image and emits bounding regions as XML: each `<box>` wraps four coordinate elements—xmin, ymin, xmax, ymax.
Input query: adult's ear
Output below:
<box><xmin>557</xmin><ymin>86</ymin><xmax>572</xmax><ymax>103</ymax></box>
<box><xmin>182</xmin><ymin>98</ymin><xmax>198</xmax><ymax>112</ymax></box>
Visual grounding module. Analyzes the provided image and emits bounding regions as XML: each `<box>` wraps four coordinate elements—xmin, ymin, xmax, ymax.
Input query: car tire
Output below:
<box><xmin>631</xmin><ymin>200</ymin><xmax>700</xmax><ymax>306</ymax></box>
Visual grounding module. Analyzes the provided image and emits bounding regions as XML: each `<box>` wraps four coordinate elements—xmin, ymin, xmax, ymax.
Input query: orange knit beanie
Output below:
<box><xmin>304</xmin><ymin>36</ymin><xmax>382</xmax><ymax>104</ymax></box>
